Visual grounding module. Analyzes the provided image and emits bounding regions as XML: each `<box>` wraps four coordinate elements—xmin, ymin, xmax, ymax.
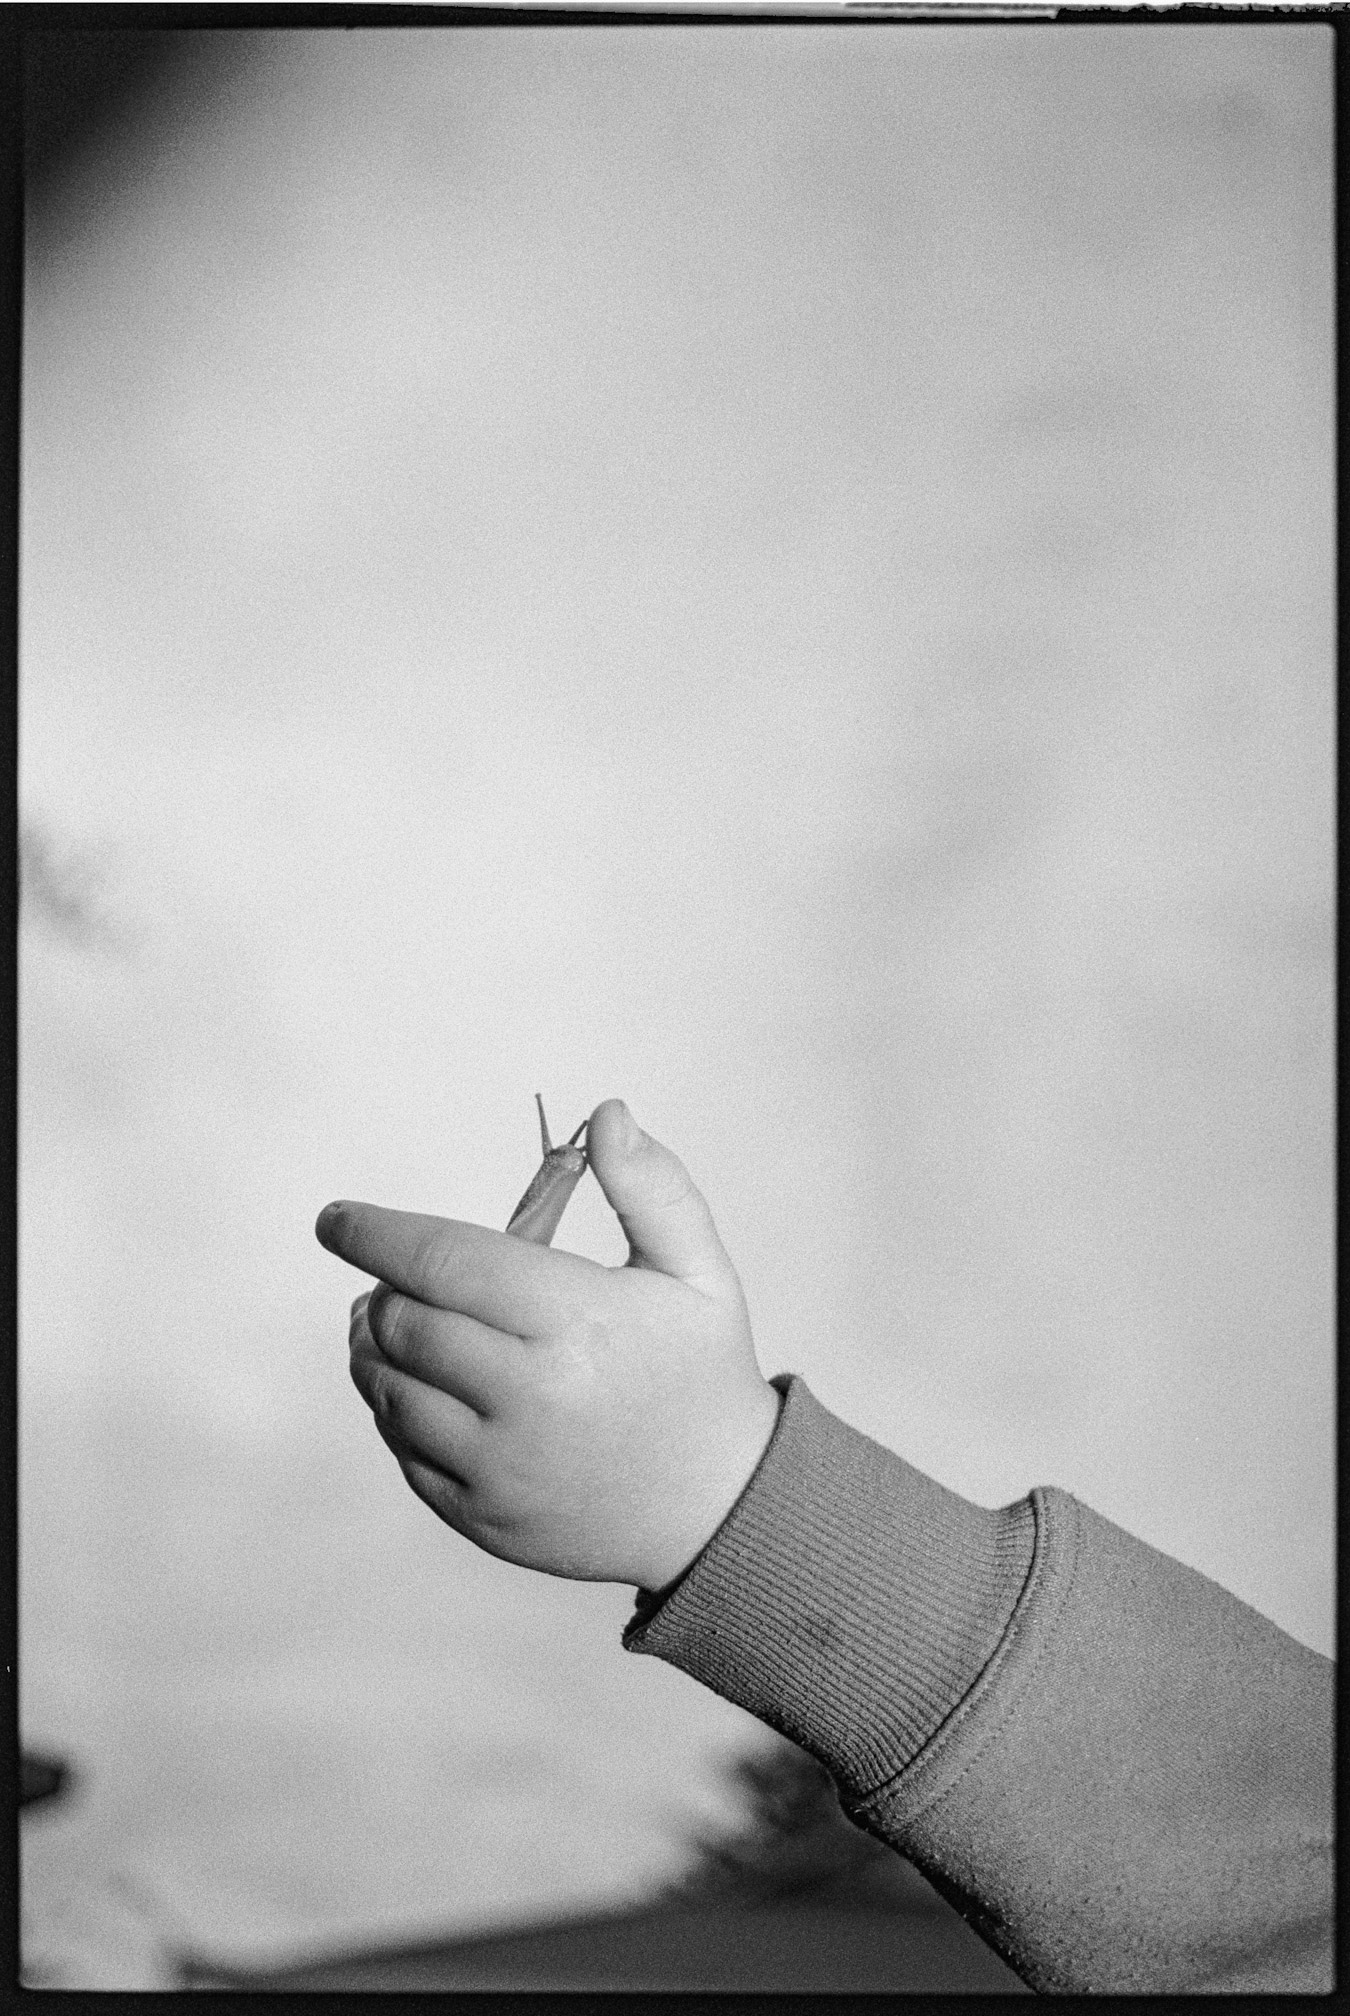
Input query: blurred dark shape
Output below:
<box><xmin>178</xmin><ymin>1740</ymin><xmax>1027</xmax><ymax>1992</ymax></box>
<box><xmin>20</xmin><ymin>1749</ymin><xmax>72</xmax><ymax>1811</ymax></box>
<box><xmin>19</xmin><ymin>816</ymin><xmax>124</xmax><ymax>952</ymax></box>
<box><xmin>667</xmin><ymin>1736</ymin><xmax>922</xmax><ymax>1908</ymax></box>
<box><xmin>21</xmin><ymin>27</ymin><xmax>198</xmax><ymax>190</ymax></box>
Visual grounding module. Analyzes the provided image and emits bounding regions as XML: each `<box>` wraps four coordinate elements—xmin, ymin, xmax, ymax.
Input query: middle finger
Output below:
<box><xmin>362</xmin><ymin>1284</ymin><xmax>525</xmax><ymax>1417</ymax></box>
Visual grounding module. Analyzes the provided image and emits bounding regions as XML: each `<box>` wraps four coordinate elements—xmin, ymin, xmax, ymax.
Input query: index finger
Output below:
<box><xmin>316</xmin><ymin>1202</ymin><xmax>597</xmax><ymax>1333</ymax></box>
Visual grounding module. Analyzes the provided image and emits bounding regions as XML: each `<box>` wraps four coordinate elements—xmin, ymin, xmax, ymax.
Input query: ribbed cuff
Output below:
<box><xmin>623</xmin><ymin>1373</ymin><xmax>1037</xmax><ymax>1801</ymax></box>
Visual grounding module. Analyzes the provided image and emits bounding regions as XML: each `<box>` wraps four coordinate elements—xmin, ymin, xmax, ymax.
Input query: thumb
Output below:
<box><xmin>586</xmin><ymin>1099</ymin><xmax>738</xmax><ymax>1292</ymax></box>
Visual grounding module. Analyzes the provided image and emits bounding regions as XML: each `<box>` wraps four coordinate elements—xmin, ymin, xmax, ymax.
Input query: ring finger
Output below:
<box><xmin>350</xmin><ymin>1330</ymin><xmax>482</xmax><ymax>1480</ymax></box>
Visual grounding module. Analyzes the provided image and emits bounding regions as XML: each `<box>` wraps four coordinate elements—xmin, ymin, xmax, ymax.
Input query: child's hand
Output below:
<box><xmin>316</xmin><ymin>1099</ymin><xmax>781</xmax><ymax>1592</ymax></box>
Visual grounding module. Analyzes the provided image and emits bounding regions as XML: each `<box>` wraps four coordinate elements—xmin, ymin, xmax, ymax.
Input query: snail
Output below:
<box><xmin>505</xmin><ymin>1095</ymin><xmax>589</xmax><ymax>1246</ymax></box>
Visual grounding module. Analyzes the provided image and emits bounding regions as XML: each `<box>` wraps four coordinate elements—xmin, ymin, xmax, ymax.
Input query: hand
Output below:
<box><xmin>316</xmin><ymin>1099</ymin><xmax>782</xmax><ymax>1591</ymax></box>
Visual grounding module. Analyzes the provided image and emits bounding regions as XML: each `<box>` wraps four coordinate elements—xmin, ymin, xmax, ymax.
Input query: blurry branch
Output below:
<box><xmin>20</xmin><ymin>1750</ymin><xmax>73</xmax><ymax>1810</ymax></box>
<box><xmin>663</xmin><ymin>1737</ymin><xmax>908</xmax><ymax>1909</ymax></box>
<box><xmin>19</xmin><ymin>817</ymin><xmax>131</xmax><ymax>955</ymax></box>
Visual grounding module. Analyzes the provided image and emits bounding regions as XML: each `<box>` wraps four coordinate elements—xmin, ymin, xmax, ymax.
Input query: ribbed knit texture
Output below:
<box><xmin>624</xmin><ymin>1373</ymin><xmax>1036</xmax><ymax>1799</ymax></box>
<box><xmin>623</xmin><ymin>1373</ymin><xmax>1334</xmax><ymax>1992</ymax></box>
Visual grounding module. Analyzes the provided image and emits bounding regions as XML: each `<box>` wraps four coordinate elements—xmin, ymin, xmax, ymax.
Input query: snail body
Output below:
<box><xmin>505</xmin><ymin>1095</ymin><xmax>589</xmax><ymax>1245</ymax></box>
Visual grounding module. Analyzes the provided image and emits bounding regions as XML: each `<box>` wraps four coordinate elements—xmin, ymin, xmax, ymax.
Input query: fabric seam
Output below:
<box><xmin>854</xmin><ymin>1486</ymin><xmax>1084</xmax><ymax>1829</ymax></box>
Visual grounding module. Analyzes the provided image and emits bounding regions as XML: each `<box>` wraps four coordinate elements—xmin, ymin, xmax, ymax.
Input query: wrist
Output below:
<box><xmin>633</xmin><ymin>1376</ymin><xmax>783</xmax><ymax>1595</ymax></box>
<box><xmin>626</xmin><ymin>1376</ymin><xmax>1039</xmax><ymax>1798</ymax></box>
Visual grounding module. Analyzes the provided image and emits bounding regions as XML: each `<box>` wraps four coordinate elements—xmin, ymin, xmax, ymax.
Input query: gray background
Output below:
<box><xmin>20</xmin><ymin>23</ymin><xmax>1333</xmax><ymax>1985</ymax></box>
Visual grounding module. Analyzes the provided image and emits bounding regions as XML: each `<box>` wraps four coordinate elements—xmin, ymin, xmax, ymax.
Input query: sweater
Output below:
<box><xmin>623</xmin><ymin>1375</ymin><xmax>1333</xmax><ymax>1994</ymax></box>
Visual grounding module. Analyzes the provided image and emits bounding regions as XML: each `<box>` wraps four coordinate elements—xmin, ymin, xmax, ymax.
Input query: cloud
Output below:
<box><xmin>19</xmin><ymin>817</ymin><xmax>130</xmax><ymax>955</ymax></box>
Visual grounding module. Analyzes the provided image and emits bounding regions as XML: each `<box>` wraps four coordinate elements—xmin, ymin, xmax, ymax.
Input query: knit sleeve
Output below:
<box><xmin>623</xmin><ymin>1374</ymin><xmax>1334</xmax><ymax>1993</ymax></box>
<box><xmin>625</xmin><ymin>1374</ymin><xmax>1037</xmax><ymax>1787</ymax></box>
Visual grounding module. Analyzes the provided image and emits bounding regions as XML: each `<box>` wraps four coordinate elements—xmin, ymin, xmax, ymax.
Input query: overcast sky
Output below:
<box><xmin>20</xmin><ymin>22</ymin><xmax>1334</xmax><ymax>1983</ymax></box>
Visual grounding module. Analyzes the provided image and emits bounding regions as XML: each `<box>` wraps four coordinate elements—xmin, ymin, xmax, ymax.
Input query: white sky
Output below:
<box><xmin>19</xmin><ymin>23</ymin><xmax>1334</xmax><ymax>1980</ymax></box>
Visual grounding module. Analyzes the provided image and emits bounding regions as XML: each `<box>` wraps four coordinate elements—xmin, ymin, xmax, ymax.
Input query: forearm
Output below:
<box><xmin>624</xmin><ymin>1377</ymin><xmax>1334</xmax><ymax>1994</ymax></box>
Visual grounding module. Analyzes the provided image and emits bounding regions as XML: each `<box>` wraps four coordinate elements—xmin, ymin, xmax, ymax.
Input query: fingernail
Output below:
<box><xmin>618</xmin><ymin>1103</ymin><xmax>642</xmax><ymax>1150</ymax></box>
<box><xmin>316</xmin><ymin>1202</ymin><xmax>347</xmax><ymax>1244</ymax></box>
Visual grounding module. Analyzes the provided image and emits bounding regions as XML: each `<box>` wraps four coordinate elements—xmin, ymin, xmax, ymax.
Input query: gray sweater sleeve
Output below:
<box><xmin>623</xmin><ymin>1375</ymin><xmax>1334</xmax><ymax>1994</ymax></box>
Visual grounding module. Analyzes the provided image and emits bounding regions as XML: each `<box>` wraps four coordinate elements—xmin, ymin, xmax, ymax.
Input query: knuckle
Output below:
<box><xmin>371</xmin><ymin>1369</ymin><xmax>400</xmax><ymax>1435</ymax></box>
<box><xmin>534</xmin><ymin>1323</ymin><xmax>601</xmax><ymax>1411</ymax></box>
<box><xmin>412</xmin><ymin>1228</ymin><xmax>456</xmax><ymax>1305</ymax></box>
<box><xmin>356</xmin><ymin>1355</ymin><xmax>401</xmax><ymax>1438</ymax></box>
<box><xmin>651</xmin><ymin>1156</ymin><xmax>697</xmax><ymax>1212</ymax></box>
<box><xmin>367</xmin><ymin>1284</ymin><xmax>406</xmax><ymax>1357</ymax></box>
<box><xmin>349</xmin><ymin>1334</ymin><xmax>375</xmax><ymax>1393</ymax></box>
